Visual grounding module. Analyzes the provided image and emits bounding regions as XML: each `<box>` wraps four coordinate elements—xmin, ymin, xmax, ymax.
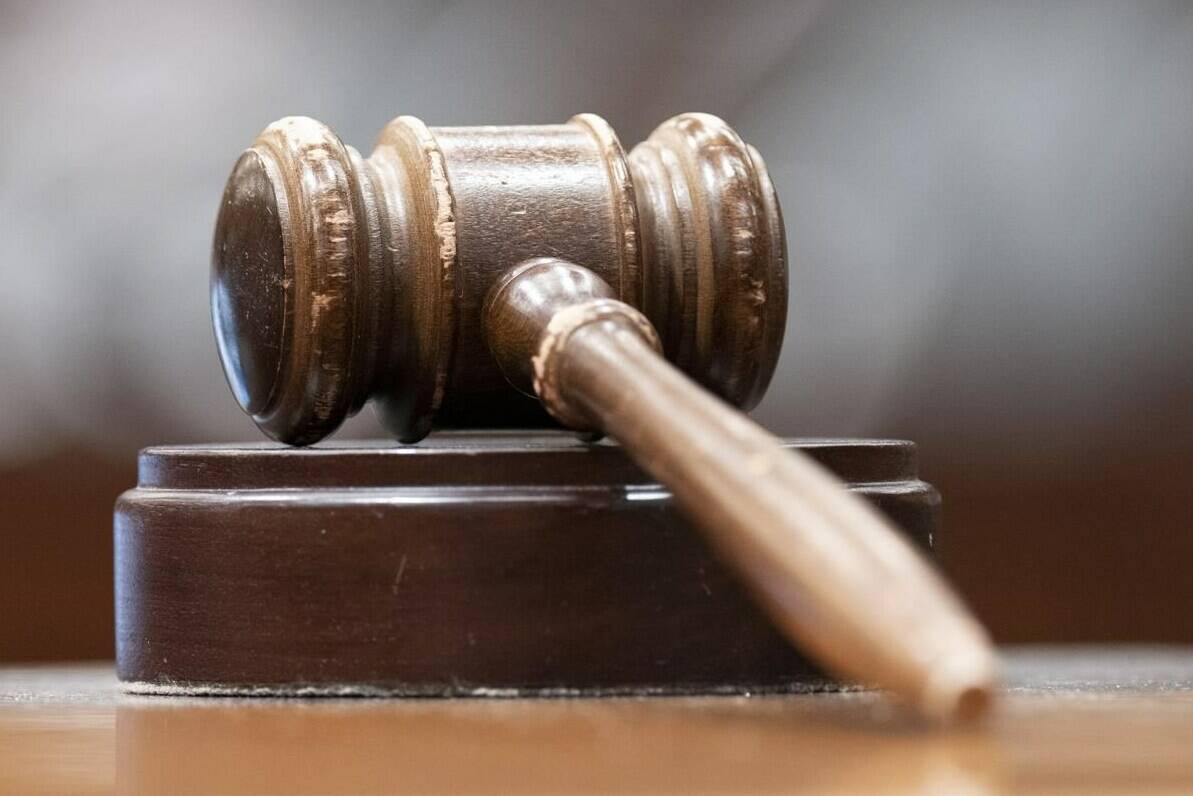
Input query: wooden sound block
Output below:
<box><xmin>114</xmin><ymin>433</ymin><xmax>939</xmax><ymax>696</ymax></box>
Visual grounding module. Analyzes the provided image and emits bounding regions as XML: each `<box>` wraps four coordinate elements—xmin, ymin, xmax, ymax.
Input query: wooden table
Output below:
<box><xmin>3</xmin><ymin>647</ymin><xmax>1192</xmax><ymax>795</ymax></box>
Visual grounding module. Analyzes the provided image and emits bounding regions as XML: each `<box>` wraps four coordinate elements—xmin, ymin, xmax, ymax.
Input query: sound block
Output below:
<box><xmin>115</xmin><ymin>433</ymin><xmax>940</xmax><ymax>696</ymax></box>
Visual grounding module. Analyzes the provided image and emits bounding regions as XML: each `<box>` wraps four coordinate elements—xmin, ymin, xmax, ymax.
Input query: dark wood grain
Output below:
<box><xmin>114</xmin><ymin>434</ymin><xmax>938</xmax><ymax>694</ymax></box>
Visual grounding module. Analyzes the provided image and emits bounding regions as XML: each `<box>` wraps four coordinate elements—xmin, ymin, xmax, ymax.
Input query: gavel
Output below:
<box><xmin>212</xmin><ymin>112</ymin><xmax>996</xmax><ymax>719</ymax></box>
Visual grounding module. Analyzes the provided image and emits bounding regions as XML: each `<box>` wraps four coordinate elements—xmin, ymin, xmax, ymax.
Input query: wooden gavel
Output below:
<box><xmin>212</xmin><ymin>112</ymin><xmax>996</xmax><ymax>719</ymax></box>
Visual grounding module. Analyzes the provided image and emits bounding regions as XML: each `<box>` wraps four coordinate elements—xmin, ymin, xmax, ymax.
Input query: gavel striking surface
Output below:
<box><xmin>114</xmin><ymin>434</ymin><xmax>938</xmax><ymax>695</ymax></box>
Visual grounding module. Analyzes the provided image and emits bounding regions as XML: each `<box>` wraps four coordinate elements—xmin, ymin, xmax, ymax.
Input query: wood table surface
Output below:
<box><xmin>3</xmin><ymin>646</ymin><xmax>1192</xmax><ymax>795</ymax></box>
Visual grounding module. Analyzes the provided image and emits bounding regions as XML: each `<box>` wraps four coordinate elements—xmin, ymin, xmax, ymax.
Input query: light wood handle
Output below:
<box><xmin>486</xmin><ymin>258</ymin><xmax>997</xmax><ymax>720</ymax></box>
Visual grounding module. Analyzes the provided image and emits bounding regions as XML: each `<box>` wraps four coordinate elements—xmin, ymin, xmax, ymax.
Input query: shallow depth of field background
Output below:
<box><xmin>2</xmin><ymin>0</ymin><xmax>1192</xmax><ymax>660</ymax></box>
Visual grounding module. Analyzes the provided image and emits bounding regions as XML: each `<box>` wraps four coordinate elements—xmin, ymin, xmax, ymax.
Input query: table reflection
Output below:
<box><xmin>4</xmin><ymin>684</ymin><xmax>1003</xmax><ymax>795</ymax></box>
<box><xmin>9</xmin><ymin>653</ymin><xmax>1193</xmax><ymax>796</ymax></box>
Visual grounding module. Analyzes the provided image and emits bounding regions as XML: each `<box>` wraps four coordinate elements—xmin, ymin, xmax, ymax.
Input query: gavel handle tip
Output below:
<box><xmin>922</xmin><ymin>651</ymin><xmax>999</xmax><ymax>722</ymax></box>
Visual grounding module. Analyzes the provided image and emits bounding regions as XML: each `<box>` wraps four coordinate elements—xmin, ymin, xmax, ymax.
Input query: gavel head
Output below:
<box><xmin>212</xmin><ymin>113</ymin><xmax>787</xmax><ymax>444</ymax></box>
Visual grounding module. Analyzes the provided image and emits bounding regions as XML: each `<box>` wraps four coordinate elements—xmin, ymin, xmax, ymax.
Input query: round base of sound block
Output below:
<box><xmin>115</xmin><ymin>432</ymin><xmax>940</xmax><ymax>696</ymax></box>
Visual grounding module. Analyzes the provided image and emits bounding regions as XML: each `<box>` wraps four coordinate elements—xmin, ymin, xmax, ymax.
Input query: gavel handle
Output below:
<box><xmin>484</xmin><ymin>258</ymin><xmax>997</xmax><ymax>720</ymax></box>
<box><xmin>485</xmin><ymin>258</ymin><xmax>996</xmax><ymax>720</ymax></box>
<box><xmin>553</xmin><ymin>316</ymin><xmax>995</xmax><ymax>718</ymax></box>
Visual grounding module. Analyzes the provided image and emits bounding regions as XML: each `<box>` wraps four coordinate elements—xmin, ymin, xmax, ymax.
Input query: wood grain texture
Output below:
<box><xmin>113</xmin><ymin>434</ymin><xmax>937</xmax><ymax>694</ymax></box>
<box><xmin>5</xmin><ymin>648</ymin><xmax>1193</xmax><ymax>795</ymax></box>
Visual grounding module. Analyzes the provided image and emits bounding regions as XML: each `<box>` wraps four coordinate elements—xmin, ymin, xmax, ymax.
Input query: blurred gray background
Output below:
<box><xmin>3</xmin><ymin>0</ymin><xmax>1192</xmax><ymax>659</ymax></box>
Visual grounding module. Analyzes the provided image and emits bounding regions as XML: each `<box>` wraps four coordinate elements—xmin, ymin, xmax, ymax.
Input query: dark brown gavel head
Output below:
<box><xmin>212</xmin><ymin>113</ymin><xmax>787</xmax><ymax>444</ymax></box>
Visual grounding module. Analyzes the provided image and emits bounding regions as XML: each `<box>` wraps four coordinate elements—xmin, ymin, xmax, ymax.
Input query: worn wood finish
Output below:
<box><xmin>7</xmin><ymin>648</ymin><xmax>1193</xmax><ymax>795</ymax></box>
<box><xmin>114</xmin><ymin>434</ymin><xmax>938</xmax><ymax>694</ymax></box>
<box><xmin>211</xmin><ymin>113</ymin><xmax>784</xmax><ymax>443</ymax></box>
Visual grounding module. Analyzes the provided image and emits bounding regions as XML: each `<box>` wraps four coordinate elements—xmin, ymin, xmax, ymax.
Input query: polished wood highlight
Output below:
<box><xmin>114</xmin><ymin>434</ymin><xmax>937</xmax><ymax>695</ymax></box>
<box><xmin>4</xmin><ymin>648</ymin><xmax>1192</xmax><ymax>795</ymax></box>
